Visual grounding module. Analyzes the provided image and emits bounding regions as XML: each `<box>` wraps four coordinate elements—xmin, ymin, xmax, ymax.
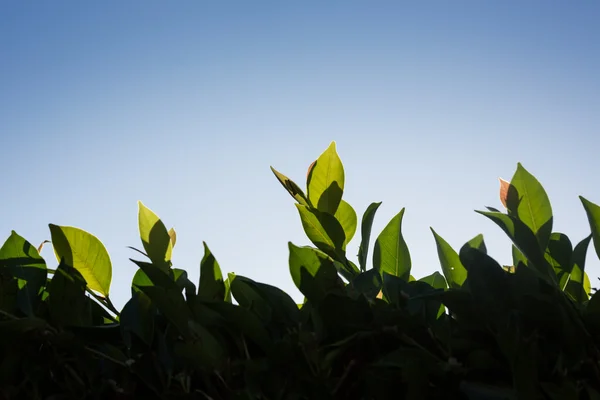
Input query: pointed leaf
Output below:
<box><xmin>566</xmin><ymin>235</ymin><xmax>592</xmax><ymax>303</ymax></box>
<box><xmin>373</xmin><ymin>208</ymin><xmax>411</xmax><ymax>280</ymax></box>
<box><xmin>270</xmin><ymin>166</ymin><xmax>309</xmax><ymax>206</ymax></box>
<box><xmin>306</xmin><ymin>141</ymin><xmax>345</xmax><ymax>214</ymax></box>
<box><xmin>430</xmin><ymin>228</ymin><xmax>467</xmax><ymax>289</ymax></box>
<box><xmin>334</xmin><ymin>200</ymin><xmax>357</xmax><ymax>249</ymax></box>
<box><xmin>476</xmin><ymin>211</ymin><xmax>556</xmax><ymax>285</ymax></box>
<box><xmin>0</xmin><ymin>231</ymin><xmax>47</xmax><ymax>316</ymax></box>
<box><xmin>49</xmin><ymin>224</ymin><xmax>112</xmax><ymax>296</ymax></box>
<box><xmin>224</xmin><ymin>272</ymin><xmax>235</xmax><ymax>303</ymax></box>
<box><xmin>580</xmin><ymin>196</ymin><xmax>600</xmax><ymax>261</ymax></box>
<box><xmin>506</xmin><ymin>163</ymin><xmax>553</xmax><ymax>250</ymax></box>
<box><xmin>419</xmin><ymin>271</ymin><xmax>448</xmax><ymax>289</ymax></box>
<box><xmin>138</xmin><ymin>201</ymin><xmax>172</xmax><ymax>269</ymax></box>
<box><xmin>199</xmin><ymin>242</ymin><xmax>225</xmax><ymax>301</ymax></box>
<box><xmin>357</xmin><ymin>202</ymin><xmax>382</xmax><ymax>272</ymax></box>
<box><xmin>466</xmin><ymin>234</ymin><xmax>487</xmax><ymax>254</ymax></box>
<box><xmin>296</xmin><ymin>204</ymin><xmax>346</xmax><ymax>258</ymax></box>
<box><xmin>544</xmin><ymin>232</ymin><xmax>572</xmax><ymax>290</ymax></box>
<box><xmin>512</xmin><ymin>245</ymin><xmax>527</xmax><ymax>268</ymax></box>
<box><xmin>288</xmin><ymin>242</ymin><xmax>344</xmax><ymax>302</ymax></box>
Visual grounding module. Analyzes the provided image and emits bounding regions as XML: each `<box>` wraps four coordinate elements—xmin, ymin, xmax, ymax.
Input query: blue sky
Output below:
<box><xmin>1</xmin><ymin>2</ymin><xmax>599</xmax><ymax>308</ymax></box>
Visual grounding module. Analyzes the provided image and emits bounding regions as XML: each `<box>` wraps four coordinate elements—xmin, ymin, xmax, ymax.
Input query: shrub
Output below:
<box><xmin>1</xmin><ymin>142</ymin><xmax>600</xmax><ymax>399</ymax></box>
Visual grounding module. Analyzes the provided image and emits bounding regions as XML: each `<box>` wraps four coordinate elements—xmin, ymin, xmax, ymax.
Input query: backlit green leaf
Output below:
<box><xmin>138</xmin><ymin>201</ymin><xmax>172</xmax><ymax>269</ymax></box>
<box><xmin>373</xmin><ymin>209</ymin><xmax>411</xmax><ymax>281</ymax></box>
<box><xmin>580</xmin><ymin>196</ymin><xmax>600</xmax><ymax>262</ymax></box>
<box><xmin>565</xmin><ymin>235</ymin><xmax>592</xmax><ymax>303</ymax></box>
<box><xmin>430</xmin><ymin>228</ymin><xmax>466</xmax><ymax>289</ymax></box>
<box><xmin>477</xmin><ymin>211</ymin><xmax>556</xmax><ymax>285</ymax></box>
<box><xmin>419</xmin><ymin>271</ymin><xmax>448</xmax><ymax>289</ymax></box>
<box><xmin>466</xmin><ymin>234</ymin><xmax>487</xmax><ymax>254</ymax></box>
<box><xmin>199</xmin><ymin>242</ymin><xmax>225</xmax><ymax>301</ymax></box>
<box><xmin>544</xmin><ymin>232</ymin><xmax>572</xmax><ymax>290</ymax></box>
<box><xmin>288</xmin><ymin>242</ymin><xmax>344</xmax><ymax>302</ymax></box>
<box><xmin>296</xmin><ymin>204</ymin><xmax>346</xmax><ymax>258</ymax></box>
<box><xmin>49</xmin><ymin>224</ymin><xmax>112</xmax><ymax>297</ymax></box>
<box><xmin>357</xmin><ymin>202</ymin><xmax>382</xmax><ymax>272</ymax></box>
<box><xmin>334</xmin><ymin>200</ymin><xmax>357</xmax><ymax>249</ymax></box>
<box><xmin>270</xmin><ymin>166</ymin><xmax>309</xmax><ymax>206</ymax></box>
<box><xmin>506</xmin><ymin>163</ymin><xmax>553</xmax><ymax>250</ymax></box>
<box><xmin>0</xmin><ymin>231</ymin><xmax>47</xmax><ymax>316</ymax></box>
<box><xmin>306</xmin><ymin>141</ymin><xmax>345</xmax><ymax>214</ymax></box>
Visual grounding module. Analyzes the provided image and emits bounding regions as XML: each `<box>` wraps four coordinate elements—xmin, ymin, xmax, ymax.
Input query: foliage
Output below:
<box><xmin>2</xmin><ymin>142</ymin><xmax>600</xmax><ymax>399</ymax></box>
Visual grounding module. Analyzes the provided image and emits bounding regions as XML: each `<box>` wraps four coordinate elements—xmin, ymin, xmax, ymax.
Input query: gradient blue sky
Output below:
<box><xmin>1</xmin><ymin>2</ymin><xmax>599</xmax><ymax>308</ymax></box>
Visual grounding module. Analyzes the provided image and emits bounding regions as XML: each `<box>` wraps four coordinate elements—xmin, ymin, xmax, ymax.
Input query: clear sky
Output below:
<box><xmin>1</xmin><ymin>2</ymin><xmax>599</xmax><ymax>308</ymax></box>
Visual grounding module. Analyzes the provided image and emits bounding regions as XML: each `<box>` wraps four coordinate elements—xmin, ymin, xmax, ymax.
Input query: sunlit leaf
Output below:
<box><xmin>544</xmin><ymin>232</ymin><xmax>572</xmax><ymax>290</ymax></box>
<box><xmin>199</xmin><ymin>242</ymin><xmax>225</xmax><ymax>301</ymax></box>
<box><xmin>0</xmin><ymin>231</ymin><xmax>47</xmax><ymax>316</ymax></box>
<box><xmin>566</xmin><ymin>235</ymin><xmax>592</xmax><ymax>303</ymax></box>
<box><xmin>373</xmin><ymin>208</ymin><xmax>411</xmax><ymax>281</ymax></box>
<box><xmin>270</xmin><ymin>166</ymin><xmax>309</xmax><ymax>206</ymax></box>
<box><xmin>580</xmin><ymin>196</ymin><xmax>600</xmax><ymax>262</ymax></box>
<box><xmin>49</xmin><ymin>224</ymin><xmax>112</xmax><ymax>297</ymax></box>
<box><xmin>334</xmin><ymin>200</ymin><xmax>357</xmax><ymax>249</ymax></box>
<box><xmin>430</xmin><ymin>228</ymin><xmax>467</xmax><ymax>289</ymax></box>
<box><xmin>138</xmin><ymin>201</ymin><xmax>172</xmax><ymax>269</ymax></box>
<box><xmin>306</xmin><ymin>141</ymin><xmax>345</xmax><ymax>214</ymax></box>
<box><xmin>419</xmin><ymin>271</ymin><xmax>447</xmax><ymax>289</ymax></box>
<box><xmin>296</xmin><ymin>204</ymin><xmax>346</xmax><ymax>259</ymax></box>
<box><xmin>357</xmin><ymin>202</ymin><xmax>382</xmax><ymax>272</ymax></box>
<box><xmin>506</xmin><ymin>163</ymin><xmax>553</xmax><ymax>250</ymax></box>
<box><xmin>476</xmin><ymin>211</ymin><xmax>556</xmax><ymax>285</ymax></box>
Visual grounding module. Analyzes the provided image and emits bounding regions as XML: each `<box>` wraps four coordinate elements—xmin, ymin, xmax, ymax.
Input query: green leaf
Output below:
<box><xmin>120</xmin><ymin>291</ymin><xmax>154</xmax><ymax>347</ymax></box>
<box><xmin>306</xmin><ymin>141</ymin><xmax>345</xmax><ymax>214</ymax></box>
<box><xmin>232</xmin><ymin>276</ymin><xmax>299</xmax><ymax>326</ymax></box>
<box><xmin>419</xmin><ymin>271</ymin><xmax>448</xmax><ymax>290</ymax></box>
<box><xmin>287</xmin><ymin>242</ymin><xmax>344</xmax><ymax>303</ymax></box>
<box><xmin>506</xmin><ymin>163</ymin><xmax>553</xmax><ymax>250</ymax></box>
<box><xmin>47</xmin><ymin>262</ymin><xmax>93</xmax><ymax>327</ymax></box>
<box><xmin>430</xmin><ymin>228</ymin><xmax>467</xmax><ymax>289</ymax></box>
<box><xmin>0</xmin><ymin>231</ymin><xmax>47</xmax><ymax>316</ymax></box>
<box><xmin>580</xmin><ymin>196</ymin><xmax>600</xmax><ymax>261</ymax></box>
<box><xmin>357</xmin><ymin>202</ymin><xmax>382</xmax><ymax>272</ymax></box>
<box><xmin>566</xmin><ymin>235</ymin><xmax>592</xmax><ymax>303</ymax></box>
<box><xmin>130</xmin><ymin>259</ymin><xmax>179</xmax><ymax>293</ymax></box>
<box><xmin>296</xmin><ymin>204</ymin><xmax>346</xmax><ymax>259</ymax></box>
<box><xmin>544</xmin><ymin>233</ymin><xmax>573</xmax><ymax>290</ymax></box>
<box><xmin>198</xmin><ymin>242</ymin><xmax>225</xmax><ymax>301</ymax></box>
<box><xmin>270</xmin><ymin>166</ymin><xmax>309</xmax><ymax>206</ymax></box>
<box><xmin>512</xmin><ymin>245</ymin><xmax>527</xmax><ymax>268</ymax></box>
<box><xmin>138</xmin><ymin>201</ymin><xmax>173</xmax><ymax>269</ymax></box>
<box><xmin>49</xmin><ymin>224</ymin><xmax>112</xmax><ymax>297</ymax></box>
<box><xmin>334</xmin><ymin>200</ymin><xmax>357</xmax><ymax>249</ymax></box>
<box><xmin>373</xmin><ymin>208</ymin><xmax>411</xmax><ymax>280</ymax></box>
<box><xmin>224</xmin><ymin>272</ymin><xmax>235</xmax><ymax>303</ymax></box>
<box><xmin>466</xmin><ymin>234</ymin><xmax>487</xmax><ymax>254</ymax></box>
<box><xmin>349</xmin><ymin>269</ymin><xmax>382</xmax><ymax>299</ymax></box>
<box><xmin>476</xmin><ymin>211</ymin><xmax>556</xmax><ymax>285</ymax></box>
